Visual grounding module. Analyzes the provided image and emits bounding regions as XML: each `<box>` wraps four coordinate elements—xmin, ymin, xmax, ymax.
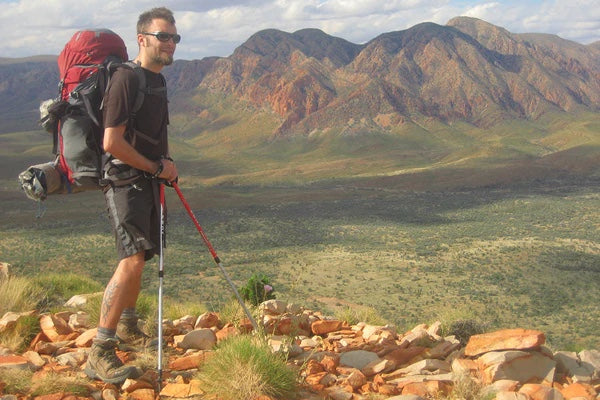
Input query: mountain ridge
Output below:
<box><xmin>0</xmin><ymin>17</ymin><xmax>598</xmax><ymax>187</ymax></box>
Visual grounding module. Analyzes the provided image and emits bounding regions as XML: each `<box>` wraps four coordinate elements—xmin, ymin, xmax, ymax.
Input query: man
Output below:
<box><xmin>84</xmin><ymin>7</ymin><xmax>179</xmax><ymax>384</ymax></box>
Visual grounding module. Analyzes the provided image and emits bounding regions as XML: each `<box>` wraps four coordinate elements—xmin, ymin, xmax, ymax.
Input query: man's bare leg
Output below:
<box><xmin>99</xmin><ymin>251</ymin><xmax>145</xmax><ymax>330</ymax></box>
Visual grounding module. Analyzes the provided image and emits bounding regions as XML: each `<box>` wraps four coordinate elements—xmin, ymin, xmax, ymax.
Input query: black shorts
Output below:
<box><xmin>104</xmin><ymin>177</ymin><xmax>163</xmax><ymax>261</ymax></box>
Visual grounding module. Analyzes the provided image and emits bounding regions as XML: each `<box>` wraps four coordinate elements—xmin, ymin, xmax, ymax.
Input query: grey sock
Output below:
<box><xmin>96</xmin><ymin>326</ymin><xmax>116</xmax><ymax>341</ymax></box>
<box><xmin>119</xmin><ymin>308</ymin><xmax>138</xmax><ymax>328</ymax></box>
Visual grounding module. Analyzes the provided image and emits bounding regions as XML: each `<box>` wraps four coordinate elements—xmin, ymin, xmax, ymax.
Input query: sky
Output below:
<box><xmin>1</xmin><ymin>0</ymin><xmax>599</xmax><ymax>61</ymax></box>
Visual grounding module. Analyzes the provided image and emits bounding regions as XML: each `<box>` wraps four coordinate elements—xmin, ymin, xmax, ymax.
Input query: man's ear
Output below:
<box><xmin>136</xmin><ymin>33</ymin><xmax>145</xmax><ymax>47</ymax></box>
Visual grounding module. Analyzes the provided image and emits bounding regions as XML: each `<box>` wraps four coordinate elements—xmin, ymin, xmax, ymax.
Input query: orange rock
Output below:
<box><xmin>160</xmin><ymin>383</ymin><xmax>191</xmax><ymax>398</ymax></box>
<box><xmin>216</xmin><ymin>324</ymin><xmax>238</xmax><ymax>341</ymax></box>
<box><xmin>378</xmin><ymin>384</ymin><xmax>400</xmax><ymax>396</ymax></box>
<box><xmin>383</xmin><ymin>346</ymin><xmax>426</xmax><ymax>368</ymax></box>
<box><xmin>402</xmin><ymin>381</ymin><xmax>451</xmax><ymax>398</ymax></box>
<box><xmin>40</xmin><ymin>314</ymin><xmax>73</xmax><ymax>342</ymax></box>
<box><xmin>519</xmin><ymin>383</ymin><xmax>563</xmax><ymax>400</ymax></box>
<box><xmin>128</xmin><ymin>388</ymin><xmax>155</xmax><ymax>400</ymax></box>
<box><xmin>305</xmin><ymin>371</ymin><xmax>328</xmax><ymax>386</ymax></box>
<box><xmin>305</xmin><ymin>359</ymin><xmax>325</xmax><ymax>375</ymax></box>
<box><xmin>75</xmin><ymin>328</ymin><xmax>97</xmax><ymax>348</ymax></box>
<box><xmin>560</xmin><ymin>382</ymin><xmax>597</xmax><ymax>400</ymax></box>
<box><xmin>465</xmin><ymin>329</ymin><xmax>545</xmax><ymax>357</ymax></box>
<box><xmin>0</xmin><ymin>355</ymin><xmax>29</xmax><ymax>369</ymax></box>
<box><xmin>168</xmin><ymin>352</ymin><xmax>208</xmax><ymax>371</ymax></box>
<box><xmin>320</xmin><ymin>354</ymin><xmax>339</xmax><ymax>373</ymax></box>
<box><xmin>311</xmin><ymin>320</ymin><xmax>343</xmax><ymax>335</ymax></box>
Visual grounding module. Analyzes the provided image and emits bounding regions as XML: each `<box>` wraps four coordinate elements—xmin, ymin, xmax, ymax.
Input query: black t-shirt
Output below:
<box><xmin>102</xmin><ymin>65</ymin><xmax>169</xmax><ymax>160</ymax></box>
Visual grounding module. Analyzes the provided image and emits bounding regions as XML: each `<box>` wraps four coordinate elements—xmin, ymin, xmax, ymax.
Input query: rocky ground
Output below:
<box><xmin>1</xmin><ymin>296</ymin><xmax>599</xmax><ymax>400</ymax></box>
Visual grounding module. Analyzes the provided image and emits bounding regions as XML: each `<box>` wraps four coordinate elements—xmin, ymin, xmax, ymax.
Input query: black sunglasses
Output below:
<box><xmin>142</xmin><ymin>31</ymin><xmax>181</xmax><ymax>44</ymax></box>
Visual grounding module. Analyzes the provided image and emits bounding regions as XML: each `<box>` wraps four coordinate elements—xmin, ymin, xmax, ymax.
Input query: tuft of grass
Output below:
<box><xmin>164</xmin><ymin>299</ymin><xmax>208</xmax><ymax>321</ymax></box>
<box><xmin>32</xmin><ymin>273</ymin><xmax>102</xmax><ymax>312</ymax></box>
<box><xmin>218</xmin><ymin>298</ymin><xmax>250</xmax><ymax>328</ymax></box>
<box><xmin>334</xmin><ymin>305</ymin><xmax>388</xmax><ymax>326</ymax></box>
<box><xmin>0</xmin><ymin>368</ymin><xmax>33</xmax><ymax>394</ymax></box>
<box><xmin>30</xmin><ymin>372</ymin><xmax>91</xmax><ymax>396</ymax></box>
<box><xmin>0</xmin><ymin>313</ymin><xmax>40</xmax><ymax>352</ymax></box>
<box><xmin>197</xmin><ymin>335</ymin><xmax>298</xmax><ymax>400</ymax></box>
<box><xmin>0</xmin><ymin>275</ymin><xmax>42</xmax><ymax>315</ymax></box>
<box><xmin>81</xmin><ymin>292</ymin><xmax>104</xmax><ymax>328</ymax></box>
<box><xmin>441</xmin><ymin>372</ymin><xmax>494</xmax><ymax>400</ymax></box>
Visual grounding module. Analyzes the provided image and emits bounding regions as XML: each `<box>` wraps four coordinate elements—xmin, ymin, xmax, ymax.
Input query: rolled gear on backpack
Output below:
<box><xmin>18</xmin><ymin>160</ymin><xmax>67</xmax><ymax>201</ymax></box>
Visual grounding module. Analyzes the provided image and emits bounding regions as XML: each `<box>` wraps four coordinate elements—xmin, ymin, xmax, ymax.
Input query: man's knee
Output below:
<box><xmin>119</xmin><ymin>252</ymin><xmax>146</xmax><ymax>272</ymax></box>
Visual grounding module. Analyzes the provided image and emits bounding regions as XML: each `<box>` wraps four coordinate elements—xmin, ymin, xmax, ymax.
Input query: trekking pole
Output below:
<box><xmin>157</xmin><ymin>183</ymin><xmax>166</xmax><ymax>389</ymax></box>
<box><xmin>171</xmin><ymin>182</ymin><xmax>260</xmax><ymax>332</ymax></box>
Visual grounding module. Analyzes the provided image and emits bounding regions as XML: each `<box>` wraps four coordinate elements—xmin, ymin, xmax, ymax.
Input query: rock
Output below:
<box><xmin>559</xmin><ymin>382</ymin><xmax>597</xmax><ymax>400</ymax></box>
<box><xmin>496</xmin><ymin>391</ymin><xmax>531</xmax><ymax>400</ymax></box>
<box><xmin>22</xmin><ymin>351</ymin><xmax>45</xmax><ymax>370</ymax></box>
<box><xmin>384</xmin><ymin>346</ymin><xmax>427</xmax><ymax>369</ymax></box>
<box><xmin>402</xmin><ymin>380</ymin><xmax>451</xmax><ymax>398</ymax></box>
<box><xmin>554</xmin><ymin>351</ymin><xmax>596</xmax><ymax>382</ymax></box>
<box><xmin>64</xmin><ymin>292</ymin><xmax>102</xmax><ymax>308</ymax></box>
<box><xmin>39</xmin><ymin>314</ymin><xmax>73</xmax><ymax>342</ymax></box>
<box><xmin>128</xmin><ymin>388</ymin><xmax>155</xmax><ymax>400</ymax></box>
<box><xmin>194</xmin><ymin>312</ymin><xmax>220</xmax><ymax>329</ymax></box>
<box><xmin>465</xmin><ymin>328</ymin><xmax>546</xmax><ymax>357</ymax></box>
<box><xmin>174</xmin><ymin>328</ymin><xmax>217</xmax><ymax>350</ymax></box>
<box><xmin>56</xmin><ymin>350</ymin><xmax>86</xmax><ymax>367</ymax></box>
<box><xmin>311</xmin><ymin>319</ymin><xmax>343</xmax><ymax>335</ymax></box>
<box><xmin>0</xmin><ymin>310</ymin><xmax>36</xmax><ymax>333</ymax></box>
<box><xmin>477</xmin><ymin>350</ymin><xmax>556</xmax><ymax>384</ymax></box>
<box><xmin>339</xmin><ymin>350</ymin><xmax>380</xmax><ymax>370</ymax></box>
<box><xmin>397</xmin><ymin>359</ymin><xmax>452</xmax><ymax>376</ymax></box>
<box><xmin>169</xmin><ymin>352</ymin><xmax>209</xmax><ymax>371</ymax></box>
<box><xmin>344</xmin><ymin>370</ymin><xmax>367</xmax><ymax>390</ymax></box>
<box><xmin>68</xmin><ymin>312</ymin><xmax>90</xmax><ymax>330</ymax></box>
<box><xmin>260</xmin><ymin>299</ymin><xmax>288</xmax><ymax>315</ymax></box>
<box><xmin>519</xmin><ymin>383</ymin><xmax>564</xmax><ymax>400</ymax></box>
<box><xmin>578</xmin><ymin>350</ymin><xmax>600</xmax><ymax>379</ymax></box>
<box><xmin>362</xmin><ymin>357</ymin><xmax>394</xmax><ymax>376</ymax></box>
<box><xmin>75</xmin><ymin>328</ymin><xmax>97</xmax><ymax>348</ymax></box>
<box><xmin>0</xmin><ymin>355</ymin><xmax>29</xmax><ymax>370</ymax></box>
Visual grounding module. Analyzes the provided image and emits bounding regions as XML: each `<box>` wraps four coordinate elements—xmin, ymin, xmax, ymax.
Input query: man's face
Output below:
<box><xmin>140</xmin><ymin>18</ymin><xmax>177</xmax><ymax>67</ymax></box>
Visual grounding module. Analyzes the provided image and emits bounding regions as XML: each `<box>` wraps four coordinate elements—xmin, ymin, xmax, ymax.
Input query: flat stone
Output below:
<box><xmin>339</xmin><ymin>350</ymin><xmax>380</xmax><ymax>370</ymax></box>
<box><xmin>465</xmin><ymin>329</ymin><xmax>545</xmax><ymax>357</ymax></box>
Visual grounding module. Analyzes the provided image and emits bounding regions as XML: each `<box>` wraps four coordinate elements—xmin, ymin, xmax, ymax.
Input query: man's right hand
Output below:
<box><xmin>157</xmin><ymin>158</ymin><xmax>178</xmax><ymax>183</ymax></box>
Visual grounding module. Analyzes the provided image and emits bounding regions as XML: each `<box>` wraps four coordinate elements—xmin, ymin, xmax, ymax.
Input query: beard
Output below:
<box><xmin>152</xmin><ymin>53</ymin><xmax>173</xmax><ymax>66</ymax></box>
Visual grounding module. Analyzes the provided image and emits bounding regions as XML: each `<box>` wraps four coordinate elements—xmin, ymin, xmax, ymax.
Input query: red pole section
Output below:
<box><xmin>172</xmin><ymin>182</ymin><xmax>220</xmax><ymax>263</ymax></box>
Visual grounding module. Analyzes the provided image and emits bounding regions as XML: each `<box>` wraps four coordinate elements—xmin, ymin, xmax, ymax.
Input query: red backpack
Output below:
<box><xmin>19</xmin><ymin>29</ymin><xmax>147</xmax><ymax>203</ymax></box>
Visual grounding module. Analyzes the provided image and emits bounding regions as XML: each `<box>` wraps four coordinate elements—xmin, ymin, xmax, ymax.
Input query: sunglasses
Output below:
<box><xmin>142</xmin><ymin>31</ymin><xmax>181</xmax><ymax>44</ymax></box>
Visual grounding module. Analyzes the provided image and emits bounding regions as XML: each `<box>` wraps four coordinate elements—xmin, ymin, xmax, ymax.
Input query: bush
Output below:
<box><xmin>239</xmin><ymin>273</ymin><xmax>275</xmax><ymax>306</ymax></box>
<box><xmin>197</xmin><ymin>335</ymin><xmax>298</xmax><ymax>400</ymax></box>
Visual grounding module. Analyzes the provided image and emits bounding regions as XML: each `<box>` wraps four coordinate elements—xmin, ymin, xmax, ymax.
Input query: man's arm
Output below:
<box><xmin>104</xmin><ymin>125</ymin><xmax>178</xmax><ymax>181</ymax></box>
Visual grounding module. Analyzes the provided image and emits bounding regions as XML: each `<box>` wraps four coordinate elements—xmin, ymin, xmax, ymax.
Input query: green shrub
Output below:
<box><xmin>197</xmin><ymin>335</ymin><xmax>298</xmax><ymax>400</ymax></box>
<box><xmin>239</xmin><ymin>273</ymin><xmax>275</xmax><ymax>306</ymax></box>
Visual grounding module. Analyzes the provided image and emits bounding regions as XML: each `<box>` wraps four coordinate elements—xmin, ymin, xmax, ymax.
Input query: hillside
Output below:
<box><xmin>0</xmin><ymin>17</ymin><xmax>598</xmax><ymax>188</ymax></box>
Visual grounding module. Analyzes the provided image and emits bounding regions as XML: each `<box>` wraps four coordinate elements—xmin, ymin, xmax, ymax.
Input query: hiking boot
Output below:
<box><xmin>84</xmin><ymin>338</ymin><xmax>139</xmax><ymax>384</ymax></box>
<box><xmin>116</xmin><ymin>321</ymin><xmax>158</xmax><ymax>350</ymax></box>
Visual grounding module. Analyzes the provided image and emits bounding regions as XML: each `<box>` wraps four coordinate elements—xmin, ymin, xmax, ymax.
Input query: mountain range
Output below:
<box><xmin>1</xmin><ymin>16</ymin><xmax>599</xmax><ymax>186</ymax></box>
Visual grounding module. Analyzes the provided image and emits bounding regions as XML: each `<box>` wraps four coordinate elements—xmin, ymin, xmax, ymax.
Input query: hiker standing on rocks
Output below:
<box><xmin>85</xmin><ymin>7</ymin><xmax>179</xmax><ymax>384</ymax></box>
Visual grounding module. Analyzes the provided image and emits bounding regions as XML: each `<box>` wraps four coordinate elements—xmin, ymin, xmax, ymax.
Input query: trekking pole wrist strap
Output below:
<box><xmin>152</xmin><ymin>160</ymin><xmax>164</xmax><ymax>178</ymax></box>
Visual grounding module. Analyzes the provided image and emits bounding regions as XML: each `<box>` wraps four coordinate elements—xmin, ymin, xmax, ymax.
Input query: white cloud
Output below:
<box><xmin>0</xmin><ymin>0</ymin><xmax>598</xmax><ymax>60</ymax></box>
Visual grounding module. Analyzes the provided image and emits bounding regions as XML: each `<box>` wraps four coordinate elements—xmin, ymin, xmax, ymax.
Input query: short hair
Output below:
<box><xmin>137</xmin><ymin>7</ymin><xmax>176</xmax><ymax>33</ymax></box>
